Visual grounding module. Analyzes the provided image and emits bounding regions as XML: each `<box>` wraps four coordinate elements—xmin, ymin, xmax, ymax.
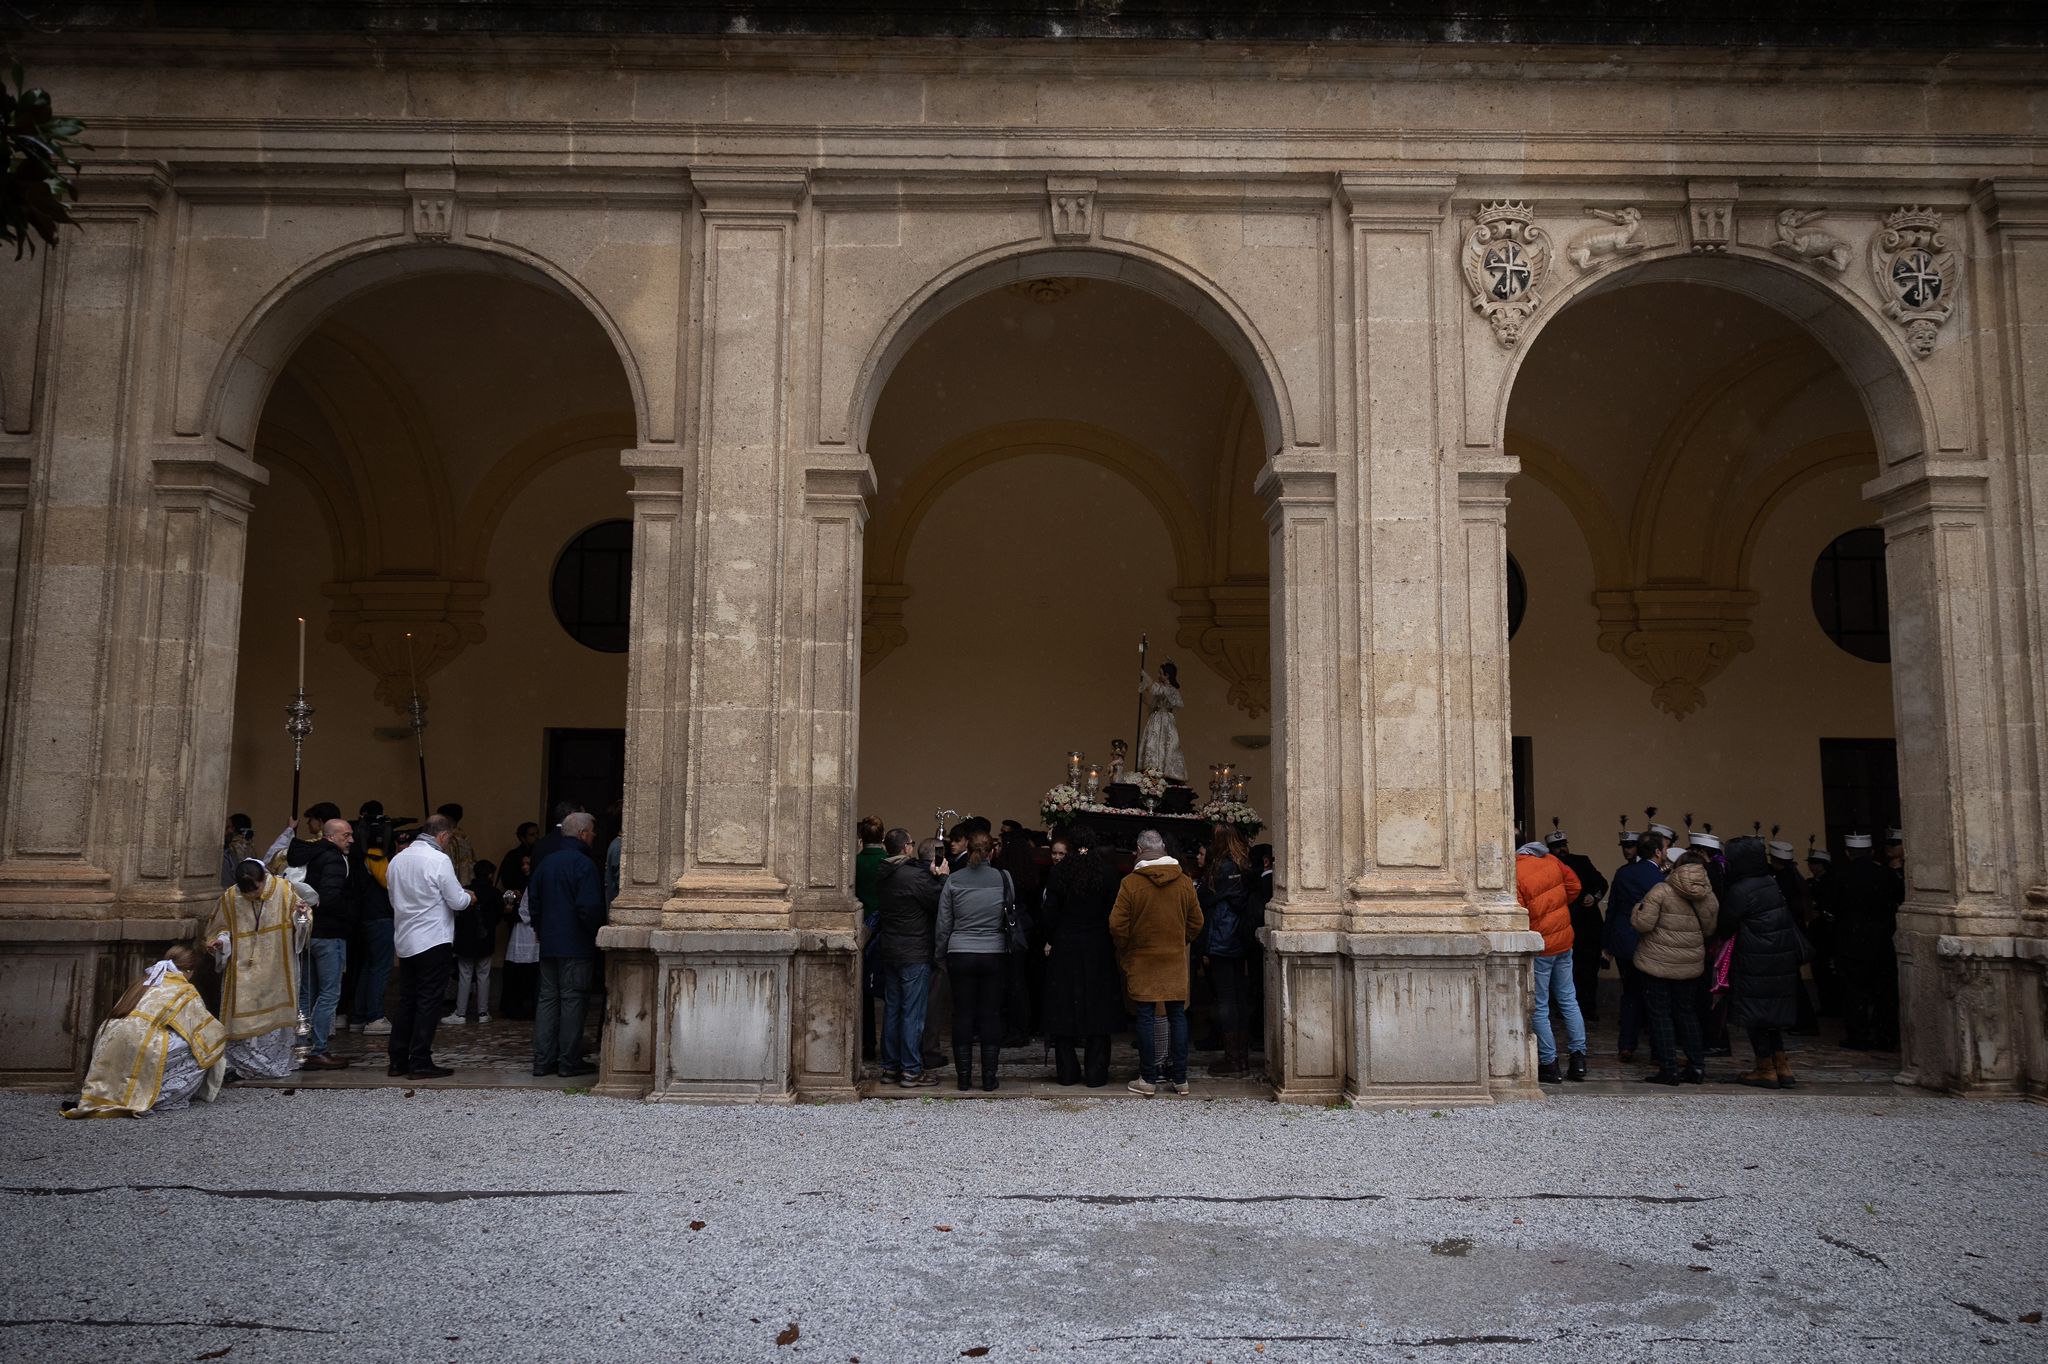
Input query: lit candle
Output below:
<box><xmin>296</xmin><ymin>616</ymin><xmax>305</xmax><ymax>692</ymax></box>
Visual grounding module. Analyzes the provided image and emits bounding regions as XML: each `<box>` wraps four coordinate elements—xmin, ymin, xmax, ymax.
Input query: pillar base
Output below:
<box><xmin>1265</xmin><ymin>926</ymin><xmax>1543</xmax><ymax>1107</ymax></box>
<box><xmin>0</xmin><ymin>915</ymin><xmax>200</xmax><ymax>1087</ymax></box>
<box><xmin>1895</xmin><ymin>926</ymin><xmax>2037</xmax><ymax>1096</ymax></box>
<box><xmin>595</xmin><ymin>925</ymin><xmax>858</xmax><ymax>1103</ymax></box>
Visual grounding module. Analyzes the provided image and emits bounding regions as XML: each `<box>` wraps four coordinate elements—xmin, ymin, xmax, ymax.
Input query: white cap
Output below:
<box><xmin>1845</xmin><ymin>832</ymin><xmax>1874</xmax><ymax>849</ymax></box>
<box><xmin>1808</xmin><ymin>848</ymin><xmax>1833</xmax><ymax>863</ymax></box>
<box><xmin>1768</xmin><ymin>841</ymin><xmax>1796</xmax><ymax>860</ymax></box>
<box><xmin>1618</xmin><ymin>827</ymin><xmax>1639</xmax><ymax>843</ymax></box>
<box><xmin>1545</xmin><ymin>829</ymin><xmax>1569</xmax><ymax>846</ymax></box>
<box><xmin>1647</xmin><ymin>822</ymin><xmax>1676</xmax><ymax>840</ymax></box>
<box><xmin>1885</xmin><ymin>828</ymin><xmax>1904</xmax><ymax>843</ymax></box>
<box><xmin>1691</xmin><ymin>831</ymin><xmax>1722</xmax><ymax>851</ymax></box>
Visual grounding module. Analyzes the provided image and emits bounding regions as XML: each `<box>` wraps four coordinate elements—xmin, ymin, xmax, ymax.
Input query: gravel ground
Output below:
<box><xmin>1</xmin><ymin>1087</ymin><xmax>2043</xmax><ymax>1363</ymax></box>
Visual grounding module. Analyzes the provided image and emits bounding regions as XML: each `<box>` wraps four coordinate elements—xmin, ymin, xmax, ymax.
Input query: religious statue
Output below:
<box><xmin>1107</xmin><ymin>738</ymin><xmax>1128</xmax><ymax>786</ymax></box>
<box><xmin>1136</xmin><ymin>662</ymin><xmax>1186</xmax><ymax>782</ymax></box>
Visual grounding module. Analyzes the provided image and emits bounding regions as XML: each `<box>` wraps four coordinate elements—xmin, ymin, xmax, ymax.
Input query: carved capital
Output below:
<box><xmin>1175</xmin><ymin>583</ymin><xmax>1271</xmax><ymax>720</ymax></box>
<box><xmin>322</xmin><ymin>577</ymin><xmax>489</xmax><ymax>712</ymax></box>
<box><xmin>1594</xmin><ymin>587</ymin><xmax>1756</xmax><ymax>719</ymax></box>
<box><xmin>861</xmin><ymin>581</ymin><xmax>911</xmax><ymax>673</ymax></box>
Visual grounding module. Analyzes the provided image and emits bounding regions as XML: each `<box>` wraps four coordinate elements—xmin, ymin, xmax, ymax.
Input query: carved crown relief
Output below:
<box><xmin>1462</xmin><ymin>202</ymin><xmax>1552</xmax><ymax>346</ymax></box>
<box><xmin>1870</xmin><ymin>206</ymin><xmax>1957</xmax><ymax>358</ymax></box>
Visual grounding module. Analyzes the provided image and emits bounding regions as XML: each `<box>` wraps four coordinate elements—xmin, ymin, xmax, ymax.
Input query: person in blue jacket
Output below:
<box><xmin>528</xmin><ymin>811</ymin><xmax>606</xmax><ymax>1078</ymax></box>
<box><xmin>1605</xmin><ymin>829</ymin><xmax>1669</xmax><ymax>1064</ymax></box>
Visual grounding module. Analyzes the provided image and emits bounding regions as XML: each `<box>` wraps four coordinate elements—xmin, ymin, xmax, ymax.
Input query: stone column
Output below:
<box><xmin>613</xmin><ymin>168</ymin><xmax>862</xmax><ymax>1102</ymax></box>
<box><xmin>0</xmin><ymin>167</ymin><xmax>166</xmax><ymax>1084</ymax></box>
<box><xmin>1322</xmin><ymin>172</ymin><xmax>1540</xmax><ymax>1106</ymax></box>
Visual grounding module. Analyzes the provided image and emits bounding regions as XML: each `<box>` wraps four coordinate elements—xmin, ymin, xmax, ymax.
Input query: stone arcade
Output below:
<box><xmin>1</xmin><ymin>8</ymin><xmax>2045</xmax><ymax>1103</ymax></box>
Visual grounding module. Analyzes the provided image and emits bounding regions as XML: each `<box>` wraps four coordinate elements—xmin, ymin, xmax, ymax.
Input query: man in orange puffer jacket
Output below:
<box><xmin>1516</xmin><ymin>842</ymin><xmax>1586</xmax><ymax>1083</ymax></box>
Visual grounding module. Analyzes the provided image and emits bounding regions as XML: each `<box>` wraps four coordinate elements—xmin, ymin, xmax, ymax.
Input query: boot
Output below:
<box><xmin>1538</xmin><ymin>1059</ymin><xmax>1563</xmax><ymax>1084</ymax></box>
<box><xmin>1736</xmin><ymin>1054</ymin><xmax>1779</xmax><ymax>1088</ymax></box>
<box><xmin>979</xmin><ymin>1044</ymin><xmax>1000</xmax><ymax>1092</ymax></box>
<box><xmin>1207</xmin><ymin>1031</ymin><xmax>1247</xmax><ymax>1078</ymax></box>
<box><xmin>1566</xmin><ymin>1052</ymin><xmax>1587</xmax><ymax>1082</ymax></box>
<box><xmin>1052</xmin><ymin>1039</ymin><xmax>1081</xmax><ymax>1086</ymax></box>
<box><xmin>1772</xmin><ymin>1050</ymin><xmax>1797</xmax><ymax>1089</ymax></box>
<box><xmin>1082</xmin><ymin>1035</ymin><xmax>1110</xmax><ymax>1088</ymax></box>
<box><xmin>1640</xmin><ymin>1065</ymin><xmax>1680</xmax><ymax>1086</ymax></box>
<box><xmin>954</xmin><ymin>1047</ymin><xmax>973</xmax><ymax>1092</ymax></box>
<box><xmin>1680</xmin><ymin>1064</ymin><xmax>1706</xmax><ymax>1085</ymax></box>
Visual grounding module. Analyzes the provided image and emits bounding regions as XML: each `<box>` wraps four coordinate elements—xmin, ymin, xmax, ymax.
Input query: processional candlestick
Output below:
<box><xmin>286</xmin><ymin>616</ymin><xmax>316</xmax><ymax>819</ymax></box>
<box><xmin>933</xmin><ymin>807</ymin><xmax>958</xmax><ymax>844</ymax></box>
<box><xmin>405</xmin><ymin>632</ymin><xmax>431</xmax><ymax>818</ymax></box>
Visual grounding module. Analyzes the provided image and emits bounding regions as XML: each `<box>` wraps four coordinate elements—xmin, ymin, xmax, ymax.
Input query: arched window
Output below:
<box><xmin>1811</xmin><ymin>527</ymin><xmax>1889</xmax><ymax>663</ymax></box>
<box><xmin>551</xmin><ymin>519</ymin><xmax>632</xmax><ymax>653</ymax></box>
<box><xmin>1506</xmin><ymin>552</ymin><xmax>1528</xmax><ymax>641</ymax></box>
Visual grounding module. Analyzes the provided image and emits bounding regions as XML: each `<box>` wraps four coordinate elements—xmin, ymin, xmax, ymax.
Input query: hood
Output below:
<box><xmin>1667</xmin><ymin>860</ymin><xmax>1713</xmax><ymax>900</ymax></box>
<box><xmin>1724</xmin><ymin>836</ymin><xmax>1769</xmax><ymax>880</ymax></box>
<box><xmin>1135</xmin><ymin>862</ymin><xmax>1185</xmax><ymax>888</ymax></box>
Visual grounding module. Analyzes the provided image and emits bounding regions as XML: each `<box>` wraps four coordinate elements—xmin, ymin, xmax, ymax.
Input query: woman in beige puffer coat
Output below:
<box><xmin>1629</xmin><ymin>855</ymin><xmax>1719</xmax><ymax>1083</ymax></box>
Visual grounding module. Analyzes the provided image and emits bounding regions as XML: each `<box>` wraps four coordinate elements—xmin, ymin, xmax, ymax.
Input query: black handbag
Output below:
<box><xmin>998</xmin><ymin>870</ymin><xmax>1031</xmax><ymax>954</ymax></box>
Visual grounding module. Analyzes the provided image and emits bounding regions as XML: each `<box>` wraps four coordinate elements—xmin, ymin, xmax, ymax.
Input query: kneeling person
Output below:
<box><xmin>65</xmin><ymin>946</ymin><xmax>227</xmax><ymax>1118</ymax></box>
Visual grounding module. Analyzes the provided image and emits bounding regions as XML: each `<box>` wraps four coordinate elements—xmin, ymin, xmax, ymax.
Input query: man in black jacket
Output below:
<box><xmin>1546</xmin><ymin>827</ymin><xmax>1610</xmax><ymax>1023</ymax></box>
<box><xmin>1833</xmin><ymin>834</ymin><xmax>1903</xmax><ymax>1049</ymax></box>
<box><xmin>289</xmin><ymin>816</ymin><xmax>357</xmax><ymax>1069</ymax></box>
<box><xmin>872</xmin><ymin>826</ymin><xmax>947</xmax><ymax>1088</ymax></box>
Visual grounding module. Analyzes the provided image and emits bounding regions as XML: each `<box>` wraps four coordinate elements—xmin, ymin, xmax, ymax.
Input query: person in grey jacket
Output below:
<box><xmin>936</xmin><ymin>830</ymin><xmax>1013</xmax><ymax>1092</ymax></box>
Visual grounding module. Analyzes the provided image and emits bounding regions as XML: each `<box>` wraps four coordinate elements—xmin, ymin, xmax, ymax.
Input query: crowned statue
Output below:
<box><xmin>1136</xmin><ymin>661</ymin><xmax>1186</xmax><ymax>782</ymax></box>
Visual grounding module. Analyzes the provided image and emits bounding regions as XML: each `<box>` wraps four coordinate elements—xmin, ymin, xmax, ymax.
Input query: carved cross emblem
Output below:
<box><xmin>1484</xmin><ymin>242</ymin><xmax>1530</xmax><ymax>300</ymax></box>
<box><xmin>1891</xmin><ymin>250</ymin><xmax>1943</xmax><ymax>310</ymax></box>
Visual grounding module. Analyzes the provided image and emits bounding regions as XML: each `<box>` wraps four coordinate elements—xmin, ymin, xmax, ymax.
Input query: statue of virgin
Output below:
<box><xmin>1135</xmin><ymin>661</ymin><xmax>1186</xmax><ymax>782</ymax></box>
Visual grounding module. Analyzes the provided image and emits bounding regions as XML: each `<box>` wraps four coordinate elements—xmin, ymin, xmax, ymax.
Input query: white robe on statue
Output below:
<box><xmin>1136</xmin><ymin>675</ymin><xmax>1186</xmax><ymax>782</ymax></box>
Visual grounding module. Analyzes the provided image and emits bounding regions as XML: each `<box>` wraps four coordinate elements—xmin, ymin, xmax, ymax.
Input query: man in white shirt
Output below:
<box><xmin>384</xmin><ymin>813</ymin><xmax>475</xmax><ymax>1079</ymax></box>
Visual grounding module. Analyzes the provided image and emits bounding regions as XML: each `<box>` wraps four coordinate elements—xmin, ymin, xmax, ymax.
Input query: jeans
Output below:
<box><xmin>452</xmin><ymin>956</ymin><xmax>493</xmax><ymax>1017</ymax></box>
<box><xmin>353</xmin><ymin>917</ymin><xmax>395</xmax><ymax>1023</ymax></box>
<box><xmin>880</xmin><ymin>962</ymin><xmax>932</xmax><ymax>1075</ymax></box>
<box><xmin>388</xmin><ymin>943</ymin><xmax>454</xmax><ymax>1073</ymax></box>
<box><xmin>947</xmin><ymin>951</ymin><xmax>1005</xmax><ymax>1049</ymax></box>
<box><xmin>1530</xmin><ymin>948</ymin><xmax>1587</xmax><ymax>1066</ymax></box>
<box><xmin>1133</xmin><ymin>999</ymin><xmax>1188</xmax><ymax>1084</ymax></box>
<box><xmin>1642</xmin><ymin>973</ymin><xmax>1705</xmax><ymax>1071</ymax></box>
<box><xmin>535</xmin><ymin>956</ymin><xmax>596</xmax><ymax>1069</ymax></box>
<box><xmin>299</xmin><ymin>937</ymin><xmax>346</xmax><ymax>1054</ymax></box>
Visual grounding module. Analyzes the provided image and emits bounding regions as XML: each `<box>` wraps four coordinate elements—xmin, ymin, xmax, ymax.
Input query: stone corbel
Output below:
<box><xmin>321</xmin><ymin>577</ymin><xmax>489</xmax><ymax>711</ymax></box>
<box><xmin>1173</xmin><ymin>583</ymin><xmax>1272</xmax><ymax>719</ymax></box>
<box><xmin>861</xmin><ymin>582</ymin><xmax>910</xmax><ymax>672</ymax></box>
<box><xmin>1593</xmin><ymin>586</ymin><xmax>1757</xmax><ymax>719</ymax></box>
<box><xmin>1686</xmin><ymin>180</ymin><xmax>1739</xmax><ymax>253</ymax></box>
<box><xmin>405</xmin><ymin>167</ymin><xmax>458</xmax><ymax>241</ymax></box>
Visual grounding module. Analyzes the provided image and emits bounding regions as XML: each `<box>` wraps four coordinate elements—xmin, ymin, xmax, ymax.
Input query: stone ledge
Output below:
<box><xmin>0</xmin><ymin>918</ymin><xmax>200</xmax><ymax>943</ymax></box>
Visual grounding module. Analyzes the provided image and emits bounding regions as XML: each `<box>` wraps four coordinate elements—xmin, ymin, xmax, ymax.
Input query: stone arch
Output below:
<box><xmin>850</xmin><ymin>243</ymin><xmax>1293</xmax><ymax>457</ymax></box>
<box><xmin>1494</xmin><ymin>245</ymin><xmax>1934</xmax><ymax>471</ymax></box>
<box><xmin>205</xmin><ymin>239</ymin><xmax>649</xmax><ymax>456</ymax></box>
<box><xmin>456</xmin><ymin>415</ymin><xmax>639</xmax><ymax>578</ymax></box>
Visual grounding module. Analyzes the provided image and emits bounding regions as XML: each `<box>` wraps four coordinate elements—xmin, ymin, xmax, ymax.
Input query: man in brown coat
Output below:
<box><xmin>1109</xmin><ymin>830</ymin><xmax>1205</xmax><ymax>1096</ymax></box>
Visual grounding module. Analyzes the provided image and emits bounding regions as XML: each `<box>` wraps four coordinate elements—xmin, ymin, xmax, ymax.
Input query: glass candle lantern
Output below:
<box><xmin>1066</xmin><ymin>750</ymin><xmax>1084</xmax><ymax>785</ymax></box>
<box><xmin>1083</xmin><ymin>764</ymin><xmax>1102</xmax><ymax>802</ymax></box>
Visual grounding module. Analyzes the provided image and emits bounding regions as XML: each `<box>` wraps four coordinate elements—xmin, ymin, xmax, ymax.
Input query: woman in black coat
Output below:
<box><xmin>1718</xmin><ymin>836</ymin><xmax>1803</xmax><ymax>1089</ymax></box>
<box><xmin>1037</xmin><ymin>825</ymin><xmax>1125</xmax><ymax>1087</ymax></box>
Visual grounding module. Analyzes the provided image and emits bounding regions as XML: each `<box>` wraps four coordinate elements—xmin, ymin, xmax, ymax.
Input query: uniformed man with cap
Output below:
<box><xmin>1546</xmin><ymin>820</ymin><xmax>1610</xmax><ymax>1023</ymax></box>
<box><xmin>1803</xmin><ymin>836</ymin><xmax>1840</xmax><ymax>1016</ymax></box>
<box><xmin>1833</xmin><ymin>831</ymin><xmax>1903</xmax><ymax>1049</ymax></box>
<box><xmin>1766</xmin><ymin>828</ymin><xmax>1820</xmax><ymax>1035</ymax></box>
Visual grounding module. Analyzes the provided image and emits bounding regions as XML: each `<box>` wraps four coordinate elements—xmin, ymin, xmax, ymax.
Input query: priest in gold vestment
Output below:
<box><xmin>201</xmin><ymin>858</ymin><xmax>309</xmax><ymax>1079</ymax></box>
<box><xmin>64</xmin><ymin>946</ymin><xmax>226</xmax><ymax>1118</ymax></box>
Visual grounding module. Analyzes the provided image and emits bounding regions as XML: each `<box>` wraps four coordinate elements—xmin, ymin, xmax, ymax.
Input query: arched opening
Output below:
<box><xmin>857</xmin><ymin>261</ymin><xmax>1281</xmax><ymax>1094</ymax></box>
<box><xmin>1504</xmin><ymin>261</ymin><xmax>1920</xmax><ymax>1084</ymax></box>
<box><xmin>221</xmin><ymin>250</ymin><xmax>637</xmax><ymax>1080</ymax></box>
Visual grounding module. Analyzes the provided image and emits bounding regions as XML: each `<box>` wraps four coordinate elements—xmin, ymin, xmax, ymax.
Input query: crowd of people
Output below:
<box><xmin>858</xmin><ymin>814</ymin><xmax>1275</xmax><ymax>1095</ymax></box>
<box><xmin>65</xmin><ymin>798</ymin><xmax>621</xmax><ymax>1116</ymax></box>
<box><xmin>1514</xmin><ymin>816</ymin><xmax>1906</xmax><ymax>1089</ymax></box>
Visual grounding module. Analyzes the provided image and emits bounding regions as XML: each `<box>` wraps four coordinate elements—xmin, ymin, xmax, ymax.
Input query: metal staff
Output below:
<box><xmin>405</xmin><ymin>632</ymin><xmax>430</xmax><ymax>817</ymax></box>
<box><xmin>286</xmin><ymin>614</ymin><xmax>315</xmax><ymax>819</ymax></box>
<box><xmin>1132</xmin><ymin>631</ymin><xmax>1149</xmax><ymax>768</ymax></box>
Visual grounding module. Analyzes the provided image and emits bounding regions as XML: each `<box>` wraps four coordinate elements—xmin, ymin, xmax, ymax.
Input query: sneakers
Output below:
<box><xmin>1170</xmin><ymin>1080</ymin><xmax>1190</xmax><ymax>1096</ymax></box>
<box><xmin>361</xmin><ymin>1018</ymin><xmax>392</xmax><ymax>1036</ymax></box>
<box><xmin>477</xmin><ymin>1013</ymin><xmax>492</xmax><ymax>1025</ymax></box>
<box><xmin>879</xmin><ymin>1069</ymin><xmax>903</xmax><ymax>1085</ymax></box>
<box><xmin>1566</xmin><ymin>1052</ymin><xmax>1587</xmax><ymax>1082</ymax></box>
<box><xmin>900</xmin><ymin>1071</ymin><xmax>940</xmax><ymax>1088</ymax></box>
<box><xmin>1126</xmin><ymin>1077</ymin><xmax>1157</xmax><ymax>1097</ymax></box>
<box><xmin>440</xmin><ymin>1013</ymin><xmax>465</xmax><ymax>1026</ymax></box>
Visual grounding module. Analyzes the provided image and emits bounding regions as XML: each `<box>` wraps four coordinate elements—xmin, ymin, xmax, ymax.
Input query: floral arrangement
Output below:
<box><xmin>1201</xmin><ymin>799</ymin><xmax>1264</xmax><ymax>834</ymax></box>
<box><xmin>1131</xmin><ymin>768</ymin><xmax>1169</xmax><ymax>802</ymax></box>
<box><xmin>1040</xmin><ymin>784</ymin><xmax>1083</xmax><ymax>825</ymax></box>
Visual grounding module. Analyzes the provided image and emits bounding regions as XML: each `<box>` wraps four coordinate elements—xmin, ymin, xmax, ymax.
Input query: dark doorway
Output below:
<box><xmin>1510</xmin><ymin>735</ymin><xmax>1535</xmax><ymax>842</ymax></box>
<box><xmin>1817</xmin><ymin>737</ymin><xmax>1900</xmax><ymax>853</ymax></box>
<box><xmin>544</xmin><ymin>727</ymin><xmax>626</xmax><ymax>846</ymax></box>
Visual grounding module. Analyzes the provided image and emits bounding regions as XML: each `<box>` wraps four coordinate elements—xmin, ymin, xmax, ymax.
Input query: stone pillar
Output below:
<box><xmin>603</xmin><ymin>168</ymin><xmax>863</xmax><ymax>1103</ymax></box>
<box><xmin>0</xmin><ymin>167</ymin><xmax>168</xmax><ymax>1084</ymax></box>
<box><xmin>1297</xmin><ymin>171</ymin><xmax>1537</xmax><ymax>1106</ymax></box>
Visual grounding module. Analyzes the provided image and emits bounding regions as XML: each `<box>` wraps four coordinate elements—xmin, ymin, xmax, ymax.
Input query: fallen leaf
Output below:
<box><xmin>935</xmin><ymin>1224</ymin><xmax>954</xmax><ymax>1233</ymax></box>
<box><xmin>403</xmin><ymin>1088</ymin><xmax>416</xmax><ymax>1098</ymax></box>
<box><xmin>1511</xmin><ymin>1218</ymin><xmax>1523</xmax><ymax>1225</ymax></box>
<box><xmin>195</xmin><ymin>1349</ymin><xmax>232</xmax><ymax>1362</ymax></box>
<box><xmin>2019</xmin><ymin>1312</ymin><xmax>2042</xmax><ymax>1324</ymax></box>
<box><xmin>962</xmin><ymin>1349</ymin><xmax>991</xmax><ymax>1359</ymax></box>
<box><xmin>1254</xmin><ymin>1347</ymin><xmax>1267</xmax><ymax>1356</ymax></box>
<box><xmin>776</xmin><ymin>1323</ymin><xmax>799</xmax><ymax>1347</ymax></box>
<box><xmin>1688</xmin><ymin>1265</ymin><xmax>1711</xmax><ymax>1273</ymax></box>
<box><xmin>689</xmin><ymin>1220</ymin><xmax>706</xmax><ymax>1231</ymax></box>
